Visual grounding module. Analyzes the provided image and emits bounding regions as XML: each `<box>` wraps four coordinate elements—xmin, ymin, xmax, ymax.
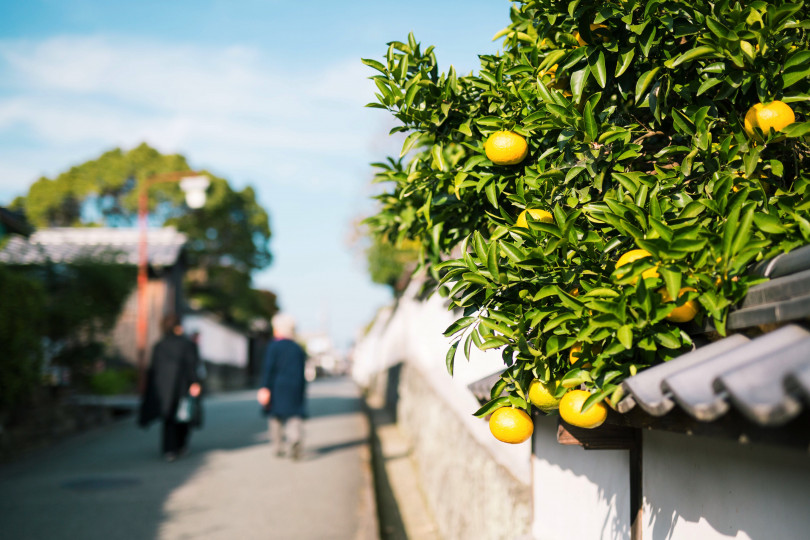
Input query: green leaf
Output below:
<box><xmin>430</xmin><ymin>144</ymin><xmax>446</xmax><ymax>171</ymax></box>
<box><xmin>486</xmin><ymin>241</ymin><xmax>500</xmax><ymax>283</ymax></box>
<box><xmin>400</xmin><ymin>132</ymin><xmax>422</xmax><ymax>157</ymax></box>
<box><xmin>490</xmin><ymin>378</ymin><xmax>507</xmax><ymax>400</ymax></box>
<box><xmin>589</xmin><ymin>51</ymin><xmax>607</xmax><ymax>88</ymax></box>
<box><xmin>660</xmin><ymin>267</ymin><xmax>682</xmax><ymax>303</ymax></box>
<box><xmin>444</xmin><ymin>317</ymin><xmax>475</xmax><ymax>337</ymax></box>
<box><xmin>731</xmin><ymin>205</ymin><xmax>756</xmax><ymax>255</ymax></box>
<box><xmin>404</xmin><ymin>83</ymin><xmax>420</xmax><ymax>109</ymax></box>
<box><xmin>615</xmin><ymin>48</ymin><xmax>635</xmax><ymax>77</ymax></box>
<box><xmin>635</xmin><ymin>67</ymin><xmax>661</xmax><ymax>104</ymax></box>
<box><xmin>617</xmin><ymin>325</ymin><xmax>633</xmax><ymax>349</ymax></box>
<box><xmin>783</xmin><ymin>51</ymin><xmax>810</xmax><ymax>88</ymax></box>
<box><xmin>753</xmin><ymin>212</ymin><xmax>786</xmax><ymax>234</ymax></box>
<box><xmin>654</xmin><ymin>331</ymin><xmax>681</xmax><ymax>349</ymax></box>
<box><xmin>570</xmin><ymin>66</ymin><xmax>591</xmax><ymax>102</ymax></box>
<box><xmin>473</xmin><ymin>396</ymin><xmax>511</xmax><ymax>417</ymax></box>
<box><xmin>583</xmin><ymin>102</ymin><xmax>598</xmax><ymax>142</ymax></box>
<box><xmin>485</xmin><ymin>181</ymin><xmax>499</xmax><ymax>208</ymax></box>
<box><xmin>782</xmin><ymin>122</ymin><xmax>810</xmax><ymax>138</ymax></box>
<box><xmin>499</xmin><ymin>240</ymin><xmax>526</xmax><ymax>262</ymax></box>
<box><xmin>446</xmin><ymin>341</ymin><xmax>459</xmax><ymax>376</ymax></box>
<box><xmin>666</xmin><ymin>46</ymin><xmax>717</xmax><ymax>68</ymax></box>
<box><xmin>361</xmin><ymin>58</ymin><xmax>387</xmax><ymax>74</ymax></box>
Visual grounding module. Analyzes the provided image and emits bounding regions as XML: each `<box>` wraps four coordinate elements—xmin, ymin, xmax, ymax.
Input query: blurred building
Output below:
<box><xmin>299</xmin><ymin>332</ymin><xmax>346</xmax><ymax>379</ymax></box>
<box><xmin>0</xmin><ymin>226</ymin><xmax>187</xmax><ymax>367</ymax></box>
<box><xmin>183</xmin><ymin>311</ymin><xmax>250</xmax><ymax>391</ymax></box>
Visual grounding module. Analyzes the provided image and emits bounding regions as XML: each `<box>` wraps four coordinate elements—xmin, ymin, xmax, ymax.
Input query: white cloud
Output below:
<box><xmin>0</xmin><ymin>35</ymin><xmax>382</xmax><ymax>192</ymax></box>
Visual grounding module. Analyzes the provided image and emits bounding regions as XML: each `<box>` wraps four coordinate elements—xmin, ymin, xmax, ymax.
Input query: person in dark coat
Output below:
<box><xmin>257</xmin><ymin>313</ymin><xmax>307</xmax><ymax>460</ymax></box>
<box><xmin>139</xmin><ymin>313</ymin><xmax>202</xmax><ymax>462</ymax></box>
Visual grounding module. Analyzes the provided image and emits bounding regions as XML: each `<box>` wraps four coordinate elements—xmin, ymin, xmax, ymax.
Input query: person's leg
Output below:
<box><xmin>287</xmin><ymin>416</ymin><xmax>303</xmax><ymax>460</ymax></box>
<box><xmin>269</xmin><ymin>416</ymin><xmax>284</xmax><ymax>456</ymax></box>
<box><xmin>162</xmin><ymin>420</ymin><xmax>179</xmax><ymax>460</ymax></box>
<box><xmin>176</xmin><ymin>422</ymin><xmax>190</xmax><ymax>455</ymax></box>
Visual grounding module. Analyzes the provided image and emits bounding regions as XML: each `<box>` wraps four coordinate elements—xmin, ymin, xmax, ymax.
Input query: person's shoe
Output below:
<box><xmin>164</xmin><ymin>452</ymin><xmax>177</xmax><ymax>463</ymax></box>
<box><xmin>275</xmin><ymin>448</ymin><xmax>285</xmax><ymax>458</ymax></box>
<box><xmin>291</xmin><ymin>442</ymin><xmax>302</xmax><ymax>461</ymax></box>
<box><xmin>179</xmin><ymin>446</ymin><xmax>190</xmax><ymax>458</ymax></box>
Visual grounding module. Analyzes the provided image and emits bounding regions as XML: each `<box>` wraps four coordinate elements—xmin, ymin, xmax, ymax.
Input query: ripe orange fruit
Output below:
<box><xmin>485</xmin><ymin>131</ymin><xmax>528</xmax><ymax>165</ymax></box>
<box><xmin>660</xmin><ymin>287</ymin><xmax>699</xmax><ymax>323</ymax></box>
<box><xmin>559</xmin><ymin>390</ymin><xmax>608</xmax><ymax>429</ymax></box>
<box><xmin>744</xmin><ymin>101</ymin><xmax>795</xmax><ymax>139</ymax></box>
<box><xmin>616</xmin><ymin>249</ymin><xmax>659</xmax><ymax>282</ymax></box>
<box><xmin>574</xmin><ymin>24</ymin><xmax>609</xmax><ymax>46</ymax></box>
<box><xmin>528</xmin><ymin>379</ymin><xmax>561</xmax><ymax>411</ymax></box>
<box><xmin>516</xmin><ymin>208</ymin><xmax>553</xmax><ymax>228</ymax></box>
<box><xmin>489</xmin><ymin>407</ymin><xmax>533</xmax><ymax>444</ymax></box>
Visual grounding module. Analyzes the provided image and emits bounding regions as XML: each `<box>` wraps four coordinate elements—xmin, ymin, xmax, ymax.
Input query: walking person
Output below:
<box><xmin>257</xmin><ymin>313</ymin><xmax>307</xmax><ymax>460</ymax></box>
<box><xmin>139</xmin><ymin>313</ymin><xmax>202</xmax><ymax>462</ymax></box>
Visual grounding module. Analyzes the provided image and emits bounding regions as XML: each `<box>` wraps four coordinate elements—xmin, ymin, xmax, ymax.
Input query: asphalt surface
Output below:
<box><xmin>0</xmin><ymin>377</ymin><xmax>377</xmax><ymax>540</ymax></box>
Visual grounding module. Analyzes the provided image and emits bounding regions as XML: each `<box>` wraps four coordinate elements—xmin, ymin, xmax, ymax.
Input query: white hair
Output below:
<box><xmin>272</xmin><ymin>313</ymin><xmax>296</xmax><ymax>339</ymax></box>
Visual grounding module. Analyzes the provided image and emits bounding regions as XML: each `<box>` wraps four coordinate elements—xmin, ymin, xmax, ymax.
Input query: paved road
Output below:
<box><xmin>0</xmin><ymin>377</ymin><xmax>377</xmax><ymax>540</ymax></box>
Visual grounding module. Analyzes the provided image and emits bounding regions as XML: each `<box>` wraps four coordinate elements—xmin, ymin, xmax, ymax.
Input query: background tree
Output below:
<box><xmin>364</xmin><ymin>0</ymin><xmax>810</xmax><ymax>424</ymax></box>
<box><xmin>12</xmin><ymin>143</ymin><xmax>276</xmax><ymax>329</ymax></box>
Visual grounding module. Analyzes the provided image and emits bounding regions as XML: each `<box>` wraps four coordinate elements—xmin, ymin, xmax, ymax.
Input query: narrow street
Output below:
<box><xmin>0</xmin><ymin>377</ymin><xmax>376</xmax><ymax>540</ymax></box>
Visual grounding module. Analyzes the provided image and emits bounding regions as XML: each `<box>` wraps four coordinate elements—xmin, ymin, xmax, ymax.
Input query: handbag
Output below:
<box><xmin>176</xmin><ymin>396</ymin><xmax>191</xmax><ymax>422</ymax></box>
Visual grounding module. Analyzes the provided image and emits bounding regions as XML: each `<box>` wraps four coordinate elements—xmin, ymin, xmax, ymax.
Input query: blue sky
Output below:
<box><xmin>0</xmin><ymin>0</ymin><xmax>509</xmax><ymax>349</ymax></box>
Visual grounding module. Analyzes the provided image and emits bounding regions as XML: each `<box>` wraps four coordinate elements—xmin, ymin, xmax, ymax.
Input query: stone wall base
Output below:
<box><xmin>393</xmin><ymin>363</ymin><xmax>532</xmax><ymax>540</ymax></box>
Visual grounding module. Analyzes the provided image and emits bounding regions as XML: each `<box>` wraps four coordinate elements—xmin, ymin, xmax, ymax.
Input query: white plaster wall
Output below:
<box><xmin>352</xmin><ymin>276</ymin><xmax>532</xmax><ymax>481</ymax></box>
<box><xmin>183</xmin><ymin>314</ymin><xmax>248</xmax><ymax>367</ymax></box>
<box><xmin>643</xmin><ymin>430</ymin><xmax>810</xmax><ymax>540</ymax></box>
<box><xmin>532</xmin><ymin>414</ymin><xmax>631</xmax><ymax>540</ymax></box>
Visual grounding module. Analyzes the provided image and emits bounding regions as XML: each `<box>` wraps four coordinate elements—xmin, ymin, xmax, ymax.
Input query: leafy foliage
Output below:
<box><xmin>364</xmin><ymin>0</ymin><xmax>810</xmax><ymax>414</ymax></box>
<box><xmin>0</xmin><ymin>266</ymin><xmax>45</xmax><ymax>414</ymax></box>
<box><xmin>366</xmin><ymin>235</ymin><xmax>421</xmax><ymax>292</ymax></box>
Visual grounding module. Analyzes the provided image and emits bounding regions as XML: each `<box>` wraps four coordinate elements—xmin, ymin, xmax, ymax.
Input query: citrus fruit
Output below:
<box><xmin>516</xmin><ymin>208</ymin><xmax>553</xmax><ymax>228</ymax></box>
<box><xmin>559</xmin><ymin>390</ymin><xmax>608</xmax><ymax>429</ymax></box>
<box><xmin>660</xmin><ymin>287</ymin><xmax>699</xmax><ymax>323</ymax></box>
<box><xmin>485</xmin><ymin>131</ymin><xmax>528</xmax><ymax>165</ymax></box>
<box><xmin>489</xmin><ymin>407</ymin><xmax>534</xmax><ymax>444</ymax></box>
<box><xmin>528</xmin><ymin>379</ymin><xmax>561</xmax><ymax>411</ymax></box>
<box><xmin>616</xmin><ymin>248</ymin><xmax>659</xmax><ymax>282</ymax></box>
<box><xmin>574</xmin><ymin>24</ymin><xmax>609</xmax><ymax>46</ymax></box>
<box><xmin>569</xmin><ymin>342</ymin><xmax>601</xmax><ymax>367</ymax></box>
<box><xmin>743</xmin><ymin>101</ymin><xmax>795</xmax><ymax>139</ymax></box>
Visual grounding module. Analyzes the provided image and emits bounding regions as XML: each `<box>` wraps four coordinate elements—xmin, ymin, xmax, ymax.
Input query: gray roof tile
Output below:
<box><xmin>715</xmin><ymin>337</ymin><xmax>810</xmax><ymax>425</ymax></box>
<box><xmin>619</xmin><ymin>325</ymin><xmax>810</xmax><ymax>425</ymax></box>
<box><xmin>754</xmin><ymin>244</ymin><xmax>810</xmax><ymax>278</ymax></box>
<box><xmin>0</xmin><ymin>227</ymin><xmax>186</xmax><ymax>267</ymax></box>
<box><xmin>617</xmin><ymin>334</ymin><xmax>750</xmax><ymax>416</ymax></box>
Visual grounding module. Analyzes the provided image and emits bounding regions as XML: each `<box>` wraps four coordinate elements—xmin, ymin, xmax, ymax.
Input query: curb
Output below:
<box><xmin>364</xmin><ymin>403</ymin><xmax>441</xmax><ymax>540</ymax></box>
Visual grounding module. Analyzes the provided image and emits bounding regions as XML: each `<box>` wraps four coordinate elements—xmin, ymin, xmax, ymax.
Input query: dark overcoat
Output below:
<box><xmin>261</xmin><ymin>338</ymin><xmax>307</xmax><ymax>418</ymax></box>
<box><xmin>139</xmin><ymin>333</ymin><xmax>201</xmax><ymax>427</ymax></box>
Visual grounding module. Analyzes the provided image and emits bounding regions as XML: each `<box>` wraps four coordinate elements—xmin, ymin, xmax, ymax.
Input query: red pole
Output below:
<box><xmin>136</xmin><ymin>185</ymin><xmax>149</xmax><ymax>394</ymax></box>
<box><xmin>134</xmin><ymin>170</ymin><xmax>205</xmax><ymax>393</ymax></box>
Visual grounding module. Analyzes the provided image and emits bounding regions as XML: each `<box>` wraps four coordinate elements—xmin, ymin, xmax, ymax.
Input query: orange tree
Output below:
<box><xmin>363</xmin><ymin>1</ymin><xmax>810</xmax><ymax>425</ymax></box>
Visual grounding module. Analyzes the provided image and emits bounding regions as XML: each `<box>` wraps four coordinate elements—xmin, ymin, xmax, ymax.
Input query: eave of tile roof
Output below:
<box><xmin>0</xmin><ymin>227</ymin><xmax>187</xmax><ymax>267</ymax></box>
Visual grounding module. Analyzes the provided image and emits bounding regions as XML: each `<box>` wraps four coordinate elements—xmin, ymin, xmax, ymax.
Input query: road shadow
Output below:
<box><xmin>0</xmin><ymin>380</ymin><xmax>351</xmax><ymax>539</ymax></box>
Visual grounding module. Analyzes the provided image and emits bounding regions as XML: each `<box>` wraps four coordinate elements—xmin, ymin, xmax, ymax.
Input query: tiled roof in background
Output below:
<box><xmin>0</xmin><ymin>227</ymin><xmax>187</xmax><ymax>267</ymax></box>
